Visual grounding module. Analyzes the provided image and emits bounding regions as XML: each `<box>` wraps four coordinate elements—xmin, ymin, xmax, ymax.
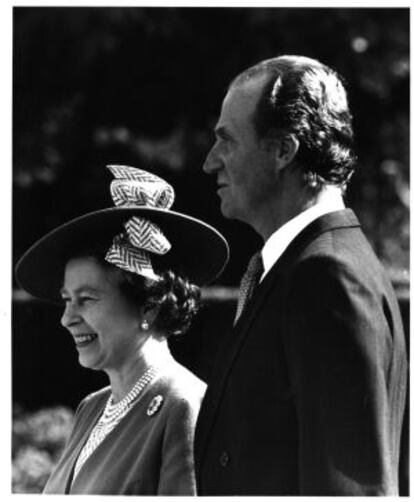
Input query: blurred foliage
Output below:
<box><xmin>11</xmin><ymin>10</ymin><xmax>409</xmax><ymax>492</ymax></box>
<box><xmin>13</xmin><ymin>7</ymin><xmax>409</xmax><ymax>282</ymax></box>
<box><xmin>12</xmin><ymin>404</ymin><xmax>74</xmax><ymax>493</ymax></box>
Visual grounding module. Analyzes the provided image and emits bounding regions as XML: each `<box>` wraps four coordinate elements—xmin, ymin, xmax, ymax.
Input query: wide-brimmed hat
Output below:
<box><xmin>15</xmin><ymin>165</ymin><xmax>229</xmax><ymax>303</ymax></box>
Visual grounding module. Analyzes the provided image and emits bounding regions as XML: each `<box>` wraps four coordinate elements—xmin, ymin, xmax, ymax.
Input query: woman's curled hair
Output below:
<box><xmin>66</xmin><ymin>242</ymin><xmax>201</xmax><ymax>338</ymax></box>
<box><xmin>119</xmin><ymin>268</ymin><xmax>201</xmax><ymax>337</ymax></box>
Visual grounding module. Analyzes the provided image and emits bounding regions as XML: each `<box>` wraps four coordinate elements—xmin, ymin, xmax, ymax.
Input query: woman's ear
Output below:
<box><xmin>140</xmin><ymin>305</ymin><xmax>160</xmax><ymax>331</ymax></box>
<box><xmin>274</xmin><ymin>134</ymin><xmax>299</xmax><ymax>173</ymax></box>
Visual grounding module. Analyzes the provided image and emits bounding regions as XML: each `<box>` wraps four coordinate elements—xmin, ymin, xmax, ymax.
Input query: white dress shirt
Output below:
<box><xmin>261</xmin><ymin>189</ymin><xmax>345</xmax><ymax>281</ymax></box>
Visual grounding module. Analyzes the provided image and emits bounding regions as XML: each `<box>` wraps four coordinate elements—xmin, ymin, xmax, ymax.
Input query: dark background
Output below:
<box><xmin>13</xmin><ymin>6</ymin><xmax>409</xmax><ymax>409</ymax></box>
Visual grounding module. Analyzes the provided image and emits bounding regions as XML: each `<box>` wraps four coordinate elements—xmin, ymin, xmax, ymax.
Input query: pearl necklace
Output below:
<box><xmin>72</xmin><ymin>366</ymin><xmax>158</xmax><ymax>482</ymax></box>
<box><xmin>100</xmin><ymin>366</ymin><xmax>158</xmax><ymax>424</ymax></box>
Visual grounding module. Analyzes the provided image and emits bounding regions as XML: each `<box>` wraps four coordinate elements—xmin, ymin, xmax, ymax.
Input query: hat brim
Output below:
<box><xmin>15</xmin><ymin>207</ymin><xmax>229</xmax><ymax>303</ymax></box>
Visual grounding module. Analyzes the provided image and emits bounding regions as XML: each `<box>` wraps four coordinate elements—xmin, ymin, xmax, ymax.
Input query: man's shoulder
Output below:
<box><xmin>283</xmin><ymin>225</ymin><xmax>396</xmax><ymax>305</ymax></box>
<box><xmin>281</xmin><ymin>208</ymin><xmax>376</xmax><ymax>272</ymax></box>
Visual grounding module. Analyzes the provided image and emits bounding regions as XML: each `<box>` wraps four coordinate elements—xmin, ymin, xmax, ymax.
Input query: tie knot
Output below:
<box><xmin>234</xmin><ymin>251</ymin><xmax>264</xmax><ymax>324</ymax></box>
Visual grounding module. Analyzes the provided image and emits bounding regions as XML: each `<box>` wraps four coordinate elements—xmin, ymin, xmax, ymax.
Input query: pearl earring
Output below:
<box><xmin>140</xmin><ymin>319</ymin><xmax>149</xmax><ymax>331</ymax></box>
<box><xmin>304</xmin><ymin>172</ymin><xmax>318</xmax><ymax>189</ymax></box>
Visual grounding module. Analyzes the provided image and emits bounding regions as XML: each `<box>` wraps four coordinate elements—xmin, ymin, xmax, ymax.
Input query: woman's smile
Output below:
<box><xmin>73</xmin><ymin>333</ymin><xmax>98</xmax><ymax>348</ymax></box>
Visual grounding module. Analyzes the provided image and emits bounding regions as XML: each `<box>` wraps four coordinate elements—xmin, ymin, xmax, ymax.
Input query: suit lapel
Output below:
<box><xmin>196</xmin><ymin>209</ymin><xmax>361</xmax><ymax>466</ymax></box>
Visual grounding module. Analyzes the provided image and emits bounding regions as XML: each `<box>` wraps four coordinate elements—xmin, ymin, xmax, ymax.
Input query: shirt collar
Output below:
<box><xmin>261</xmin><ymin>189</ymin><xmax>345</xmax><ymax>280</ymax></box>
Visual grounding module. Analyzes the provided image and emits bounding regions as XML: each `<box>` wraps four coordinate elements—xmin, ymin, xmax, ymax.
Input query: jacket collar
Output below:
<box><xmin>267</xmin><ymin>208</ymin><xmax>360</xmax><ymax>276</ymax></box>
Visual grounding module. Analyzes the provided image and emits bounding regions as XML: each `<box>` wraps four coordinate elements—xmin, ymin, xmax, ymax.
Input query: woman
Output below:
<box><xmin>15</xmin><ymin>165</ymin><xmax>229</xmax><ymax>495</ymax></box>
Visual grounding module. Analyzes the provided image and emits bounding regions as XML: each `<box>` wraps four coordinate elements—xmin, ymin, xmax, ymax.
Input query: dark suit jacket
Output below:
<box><xmin>194</xmin><ymin>209</ymin><xmax>407</xmax><ymax>495</ymax></box>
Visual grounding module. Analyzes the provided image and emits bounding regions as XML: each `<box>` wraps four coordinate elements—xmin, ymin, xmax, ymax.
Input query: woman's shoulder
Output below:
<box><xmin>84</xmin><ymin>385</ymin><xmax>111</xmax><ymax>402</ymax></box>
<box><xmin>156</xmin><ymin>357</ymin><xmax>206</xmax><ymax>403</ymax></box>
<box><xmin>76</xmin><ymin>385</ymin><xmax>111</xmax><ymax>414</ymax></box>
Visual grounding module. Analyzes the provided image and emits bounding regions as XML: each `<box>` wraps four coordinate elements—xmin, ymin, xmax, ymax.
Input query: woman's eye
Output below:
<box><xmin>60</xmin><ymin>296</ymin><xmax>95</xmax><ymax>305</ymax></box>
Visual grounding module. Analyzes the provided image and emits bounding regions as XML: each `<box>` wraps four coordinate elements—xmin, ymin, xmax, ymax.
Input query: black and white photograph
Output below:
<box><xmin>11</xmin><ymin>3</ymin><xmax>409</xmax><ymax>496</ymax></box>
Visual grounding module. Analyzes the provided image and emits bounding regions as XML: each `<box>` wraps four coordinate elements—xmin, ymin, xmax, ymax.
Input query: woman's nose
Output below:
<box><xmin>61</xmin><ymin>302</ymin><xmax>81</xmax><ymax>329</ymax></box>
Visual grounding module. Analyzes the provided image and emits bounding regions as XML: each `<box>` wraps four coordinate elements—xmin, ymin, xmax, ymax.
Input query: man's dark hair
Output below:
<box><xmin>231</xmin><ymin>55</ymin><xmax>357</xmax><ymax>189</ymax></box>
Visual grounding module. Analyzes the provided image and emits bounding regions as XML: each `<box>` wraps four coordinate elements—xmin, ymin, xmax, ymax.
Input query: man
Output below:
<box><xmin>194</xmin><ymin>55</ymin><xmax>407</xmax><ymax>495</ymax></box>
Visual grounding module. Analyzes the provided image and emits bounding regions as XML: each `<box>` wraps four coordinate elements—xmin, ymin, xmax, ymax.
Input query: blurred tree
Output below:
<box><xmin>13</xmin><ymin>7</ymin><xmax>409</xmax><ymax>282</ymax></box>
<box><xmin>11</xmin><ymin>17</ymin><xmax>409</xmax><ymax>492</ymax></box>
<box><xmin>12</xmin><ymin>405</ymin><xmax>74</xmax><ymax>492</ymax></box>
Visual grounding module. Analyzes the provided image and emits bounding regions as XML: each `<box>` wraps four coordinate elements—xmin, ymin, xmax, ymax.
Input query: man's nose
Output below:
<box><xmin>203</xmin><ymin>145</ymin><xmax>221</xmax><ymax>174</ymax></box>
<box><xmin>61</xmin><ymin>302</ymin><xmax>81</xmax><ymax>329</ymax></box>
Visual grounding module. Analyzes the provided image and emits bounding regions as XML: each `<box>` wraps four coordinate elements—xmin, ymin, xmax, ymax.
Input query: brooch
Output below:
<box><xmin>147</xmin><ymin>395</ymin><xmax>164</xmax><ymax>416</ymax></box>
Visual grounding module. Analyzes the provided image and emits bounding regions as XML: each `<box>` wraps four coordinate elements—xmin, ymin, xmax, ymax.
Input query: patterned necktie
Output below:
<box><xmin>234</xmin><ymin>251</ymin><xmax>264</xmax><ymax>324</ymax></box>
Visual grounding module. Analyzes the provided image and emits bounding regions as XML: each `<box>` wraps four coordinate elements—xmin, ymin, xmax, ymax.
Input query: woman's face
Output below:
<box><xmin>60</xmin><ymin>256</ymin><xmax>145</xmax><ymax>373</ymax></box>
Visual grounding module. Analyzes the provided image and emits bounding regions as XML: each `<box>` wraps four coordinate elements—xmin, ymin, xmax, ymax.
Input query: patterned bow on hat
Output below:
<box><xmin>105</xmin><ymin>165</ymin><xmax>174</xmax><ymax>280</ymax></box>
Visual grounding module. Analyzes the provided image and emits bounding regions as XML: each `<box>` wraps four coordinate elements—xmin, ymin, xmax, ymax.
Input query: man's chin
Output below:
<box><xmin>219</xmin><ymin>203</ymin><xmax>254</xmax><ymax>230</ymax></box>
<box><xmin>219</xmin><ymin>200</ymin><xmax>233</xmax><ymax>219</ymax></box>
<box><xmin>220</xmin><ymin>201</ymin><xmax>242</xmax><ymax>222</ymax></box>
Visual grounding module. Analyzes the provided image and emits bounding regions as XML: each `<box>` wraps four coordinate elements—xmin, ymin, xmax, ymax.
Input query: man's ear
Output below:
<box><xmin>274</xmin><ymin>134</ymin><xmax>299</xmax><ymax>173</ymax></box>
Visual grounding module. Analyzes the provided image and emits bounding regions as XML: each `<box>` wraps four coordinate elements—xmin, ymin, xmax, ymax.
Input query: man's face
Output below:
<box><xmin>203</xmin><ymin>75</ymin><xmax>276</xmax><ymax>225</ymax></box>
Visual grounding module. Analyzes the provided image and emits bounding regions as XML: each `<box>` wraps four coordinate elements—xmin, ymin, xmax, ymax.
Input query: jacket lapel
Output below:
<box><xmin>63</xmin><ymin>392</ymin><xmax>109</xmax><ymax>493</ymax></box>
<box><xmin>196</xmin><ymin>209</ymin><xmax>361</xmax><ymax>466</ymax></box>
